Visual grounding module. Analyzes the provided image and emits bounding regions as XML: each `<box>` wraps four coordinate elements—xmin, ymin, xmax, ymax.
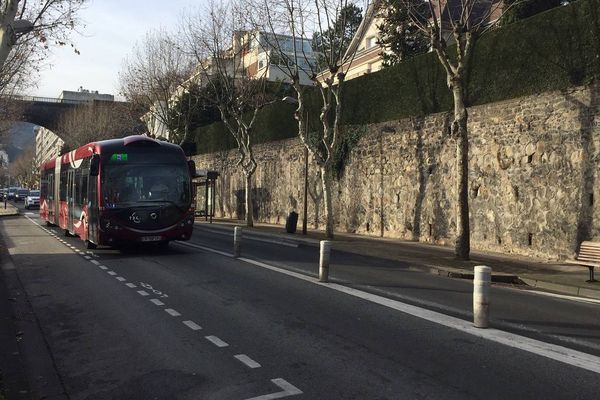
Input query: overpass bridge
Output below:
<box><xmin>2</xmin><ymin>95</ymin><xmax>116</xmax><ymax>132</ymax></box>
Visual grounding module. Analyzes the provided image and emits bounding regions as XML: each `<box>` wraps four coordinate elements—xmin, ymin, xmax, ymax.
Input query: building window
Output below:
<box><xmin>366</xmin><ymin>36</ymin><xmax>377</xmax><ymax>49</ymax></box>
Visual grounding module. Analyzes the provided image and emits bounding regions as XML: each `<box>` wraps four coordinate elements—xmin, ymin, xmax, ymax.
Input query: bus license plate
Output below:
<box><xmin>141</xmin><ymin>236</ymin><xmax>163</xmax><ymax>242</ymax></box>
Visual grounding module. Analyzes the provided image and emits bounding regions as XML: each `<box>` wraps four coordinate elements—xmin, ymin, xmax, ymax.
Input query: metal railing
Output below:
<box><xmin>4</xmin><ymin>95</ymin><xmax>117</xmax><ymax>105</ymax></box>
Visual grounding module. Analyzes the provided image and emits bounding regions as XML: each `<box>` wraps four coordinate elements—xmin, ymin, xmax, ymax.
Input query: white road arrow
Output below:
<box><xmin>245</xmin><ymin>378</ymin><xmax>302</xmax><ymax>400</ymax></box>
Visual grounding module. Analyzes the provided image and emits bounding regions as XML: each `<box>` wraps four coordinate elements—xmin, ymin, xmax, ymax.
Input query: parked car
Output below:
<box><xmin>15</xmin><ymin>188</ymin><xmax>29</xmax><ymax>202</ymax></box>
<box><xmin>25</xmin><ymin>190</ymin><xmax>40</xmax><ymax>209</ymax></box>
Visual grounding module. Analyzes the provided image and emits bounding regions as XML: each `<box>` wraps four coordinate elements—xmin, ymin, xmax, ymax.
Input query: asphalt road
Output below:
<box><xmin>2</xmin><ymin>209</ymin><xmax>600</xmax><ymax>399</ymax></box>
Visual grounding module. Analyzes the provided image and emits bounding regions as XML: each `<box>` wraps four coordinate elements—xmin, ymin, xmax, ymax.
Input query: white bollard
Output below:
<box><xmin>233</xmin><ymin>226</ymin><xmax>242</xmax><ymax>258</ymax></box>
<box><xmin>319</xmin><ymin>240</ymin><xmax>332</xmax><ymax>282</ymax></box>
<box><xmin>473</xmin><ymin>265</ymin><xmax>492</xmax><ymax>328</ymax></box>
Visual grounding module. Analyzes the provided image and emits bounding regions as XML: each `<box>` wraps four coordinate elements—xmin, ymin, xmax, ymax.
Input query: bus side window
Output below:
<box><xmin>48</xmin><ymin>172</ymin><xmax>54</xmax><ymax>200</ymax></box>
<box><xmin>59</xmin><ymin>169</ymin><xmax>67</xmax><ymax>201</ymax></box>
<box><xmin>81</xmin><ymin>172</ymin><xmax>88</xmax><ymax>206</ymax></box>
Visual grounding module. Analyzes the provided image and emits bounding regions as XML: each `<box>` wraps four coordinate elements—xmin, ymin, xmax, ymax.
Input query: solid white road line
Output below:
<box><xmin>183</xmin><ymin>320</ymin><xmax>202</xmax><ymax>331</ymax></box>
<box><xmin>165</xmin><ymin>308</ymin><xmax>181</xmax><ymax>317</ymax></box>
<box><xmin>150</xmin><ymin>299</ymin><xmax>165</xmax><ymax>306</ymax></box>
<box><xmin>205</xmin><ymin>335</ymin><xmax>228</xmax><ymax>347</ymax></box>
<box><xmin>245</xmin><ymin>378</ymin><xmax>303</xmax><ymax>400</ymax></box>
<box><xmin>195</xmin><ymin>228</ymin><xmax>299</xmax><ymax>248</ymax></box>
<box><xmin>116</xmin><ymin>277</ymin><xmax>126</xmax><ymax>282</ymax></box>
<box><xmin>174</xmin><ymin>241</ymin><xmax>232</xmax><ymax>257</ymax></box>
<box><xmin>202</xmin><ymin>254</ymin><xmax>600</xmax><ymax>375</ymax></box>
<box><xmin>234</xmin><ymin>354</ymin><xmax>261</xmax><ymax>369</ymax></box>
<box><xmin>125</xmin><ymin>283</ymin><xmax>137</xmax><ymax>288</ymax></box>
<box><xmin>137</xmin><ymin>290</ymin><xmax>150</xmax><ymax>296</ymax></box>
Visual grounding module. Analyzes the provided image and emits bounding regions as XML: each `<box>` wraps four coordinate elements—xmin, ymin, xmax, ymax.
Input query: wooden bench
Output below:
<box><xmin>565</xmin><ymin>241</ymin><xmax>599</xmax><ymax>282</ymax></box>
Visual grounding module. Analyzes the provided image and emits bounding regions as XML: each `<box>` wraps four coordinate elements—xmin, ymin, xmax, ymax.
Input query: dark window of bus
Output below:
<box><xmin>80</xmin><ymin>173</ymin><xmax>88</xmax><ymax>206</ymax></box>
<box><xmin>59</xmin><ymin>168</ymin><xmax>67</xmax><ymax>201</ymax></box>
<box><xmin>102</xmin><ymin>163</ymin><xmax>190</xmax><ymax>208</ymax></box>
<box><xmin>48</xmin><ymin>172</ymin><xmax>54</xmax><ymax>200</ymax></box>
<box><xmin>40</xmin><ymin>171</ymin><xmax>48</xmax><ymax>198</ymax></box>
<box><xmin>74</xmin><ymin>168</ymin><xmax>82</xmax><ymax>207</ymax></box>
<box><xmin>80</xmin><ymin>158</ymin><xmax>90</xmax><ymax>206</ymax></box>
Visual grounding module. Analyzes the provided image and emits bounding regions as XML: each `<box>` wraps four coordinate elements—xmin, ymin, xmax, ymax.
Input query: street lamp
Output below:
<box><xmin>282</xmin><ymin>96</ymin><xmax>308</xmax><ymax>235</ymax></box>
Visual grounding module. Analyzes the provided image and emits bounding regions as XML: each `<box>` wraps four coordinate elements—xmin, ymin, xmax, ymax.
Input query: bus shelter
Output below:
<box><xmin>193</xmin><ymin>170</ymin><xmax>219</xmax><ymax>223</ymax></box>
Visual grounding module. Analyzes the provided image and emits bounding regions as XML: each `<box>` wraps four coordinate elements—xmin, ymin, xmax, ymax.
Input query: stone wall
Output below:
<box><xmin>193</xmin><ymin>84</ymin><xmax>600</xmax><ymax>260</ymax></box>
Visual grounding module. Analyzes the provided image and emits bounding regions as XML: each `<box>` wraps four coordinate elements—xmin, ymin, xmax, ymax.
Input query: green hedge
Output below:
<box><xmin>194</xmin><ymin>0</ymin><xmax>600</xmax><ymax>154</ymax></box>
<box><xmin>193</xmin><ymin>102</ymin><xmax>298</xmax><ymax>154</ymax></box>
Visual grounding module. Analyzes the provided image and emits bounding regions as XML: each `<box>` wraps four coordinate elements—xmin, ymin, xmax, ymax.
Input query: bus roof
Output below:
<box><xmin>40</xmin><ymin>135</ymin><xmax>187</xmax><ymax>171</ymax></box>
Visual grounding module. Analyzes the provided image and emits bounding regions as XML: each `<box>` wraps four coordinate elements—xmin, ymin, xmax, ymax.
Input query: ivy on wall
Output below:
<box><xmin>192</xmin><ymin>0</ymin><xmax>600</xmax><ymax>154</ymax></box>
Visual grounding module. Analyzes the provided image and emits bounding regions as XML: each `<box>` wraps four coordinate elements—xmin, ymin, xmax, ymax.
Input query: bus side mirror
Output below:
<box><xmin>90</xmin><ymin>154</ymin><xmax>100</xmax><ymax>176</ymax></box>
<box><xmin>188</xmin><ymin>160</ymin><xmax>196</xmax><ymax>178</ymax></box>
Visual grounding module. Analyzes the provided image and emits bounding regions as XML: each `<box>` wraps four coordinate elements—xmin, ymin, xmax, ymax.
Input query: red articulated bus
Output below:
<box><xmin>39</xmin><ymin>135</ymin><xmax>196</xmax><ymax>248</ymax></box>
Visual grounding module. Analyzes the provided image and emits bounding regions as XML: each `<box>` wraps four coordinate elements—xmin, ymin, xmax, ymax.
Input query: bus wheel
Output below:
<box><xmin>86</xmin><ymin>240</ymin><xmax>97</xmax><ymax>249</ymax></box>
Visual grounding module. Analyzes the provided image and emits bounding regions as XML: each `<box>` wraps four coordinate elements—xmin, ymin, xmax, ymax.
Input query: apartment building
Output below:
<box><xmin>34</xmin><ymin>126</ymin><xmax>64</xmax><ymax>166</ymax></box>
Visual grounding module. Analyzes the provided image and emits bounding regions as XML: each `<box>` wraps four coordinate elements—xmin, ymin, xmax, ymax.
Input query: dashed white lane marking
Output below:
<box><xmin>125</xmin><ymin>283</ymin><xmax>137</xmax><ymax>288</ymax></box>
<box><xmin>205</xmin><ymin>335</ymin><xmax>228</xmax><ymax>348</ymax></box>
<box><xmin>137</xmin><ymin>290</ymin><xmax>150</xmax><ymax>296</ymax></box>
<box><xmin>98</xmin><ymin>265</ymin><xmax>108</xmax><ymax>270</ymax></box>
<box><xmin>90</xmin><ymin>260</ymin><xmax>100</xmax><ymax>265</ymax></box>
<box><xmin>150</xmin><ymin>298</ymin><xmax>164</xmax><ymax>306</ymax></box>
<box><xmin>107</xmin><ymin>271</ymin><xmax>117</xmax><ymax>276</ymax></box>
<box><xmin>182</xmin><ymin>320</ymin><xmax>202</xmax><ymax>331</ymax></box>
<box><xmin>245</xmin><ymin>378</ymin><xmax>303</xmax><ymax>400</ymax></box>
<box><xmin>165</xmin><ymin>308</ymin><xmax>181</xmax><ymax>317</ymax></box>
<box><xmin>234</xmin><ymin>354</ymin><xmax>261</xmax><ymax>369</ymax></box>
<box><xmin>84</xmin><ymin>256</ymin><xmax>92</xmax><ymax>260</ymax></box>
<box><xmin>116</xmin><ymin>277</ymin><xmax>126</xmax><ymax>282</ymax></box>
<box><xmin>234</xmin><ymin>256</ymin><xmax>600</xmax><ymax>375</ymax></box>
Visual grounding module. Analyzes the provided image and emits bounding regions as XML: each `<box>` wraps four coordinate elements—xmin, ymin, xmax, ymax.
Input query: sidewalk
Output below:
<box><xmin>196</xmin><ymin>218</ymin><xmax>600</xmax><ymax>300</ymax></box>
<box><xmin>0</xmin><ymin>204</ymin><xmax>19</xmax><ymax>218</ymax></box>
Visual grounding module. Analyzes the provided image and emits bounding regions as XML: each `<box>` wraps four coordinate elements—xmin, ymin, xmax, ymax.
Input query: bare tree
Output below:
<box><xmin>0</xmin><ymin>0</ymin><xmax>87</xmax><ymax>94</ymax></box>
<box><xmin>179</xmin><ymin>0</ymin><xmax>282</xmax><ymax>227</ymax></box>
<box><xmin>9</xmin><ymin>144</ymin><xmax>37</xmax><ymax>187</ymax></box>
<box><xmin>55</xmin><ymin>101</ymin><xmax>144</xmax><ymax>150</ymax></box>
<box><xmin>399</xmin><ymin>0</ymin><xmax>517</xmax><ymax>260</ymax></box>
<box><xmin>252</xmin><ymin>0</ymin><xmax>370</xmax><ymax>238</ymax></box>
<box><xmin>118</xmin><ymin>28</ymin><xmax>193</xmax><ymax>143</ymax></box>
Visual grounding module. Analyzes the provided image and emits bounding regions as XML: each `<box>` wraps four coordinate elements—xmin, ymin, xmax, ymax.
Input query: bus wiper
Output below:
<box><xmin>137</xmin><ymin>199</ymin><xmax>185</xmax><ymax>212</ymax></box>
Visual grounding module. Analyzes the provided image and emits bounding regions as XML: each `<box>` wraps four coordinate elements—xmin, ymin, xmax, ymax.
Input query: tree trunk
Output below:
<box><xmin>0</xmin><ymin>0</ymin><xmax>20</xmax><ymax>69</ymax></box>
<box><xmin>320</xmin><ymin>166</ymin><xmax>334</xmax><ymax>239</ymax></box>
<box><xmin>245</xmin><ymin>172</ymin><xmax>254</xmax><ymax>228</ymax></box>
<box><xmin>452</xmin><ymin>84</ymin><xmax>470</xmax><ymax>260</ymax></box>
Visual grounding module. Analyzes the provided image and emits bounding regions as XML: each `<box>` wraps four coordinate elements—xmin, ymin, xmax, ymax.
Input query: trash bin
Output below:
<box><xmin>285</xmin><ymin>211</ymin><xmax>299</xmax><ymax>233</ymax></box>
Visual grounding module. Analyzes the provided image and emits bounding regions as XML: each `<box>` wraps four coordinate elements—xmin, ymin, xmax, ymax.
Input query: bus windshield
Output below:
<box><xmin>102</xmin><ymin>164</ymin><xmax>190</xmax><ymax>209</ymax></box>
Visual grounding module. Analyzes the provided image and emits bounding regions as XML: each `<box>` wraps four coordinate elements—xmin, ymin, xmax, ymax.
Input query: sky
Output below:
<box><xmin>27</xmin><ymin>0</ymin><xmax>205</xmax><ymax>99</ymax></box>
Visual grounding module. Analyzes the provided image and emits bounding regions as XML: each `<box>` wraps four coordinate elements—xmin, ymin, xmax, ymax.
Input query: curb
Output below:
<box><xmin>519</xmin><ymin>277</ymin><xmax>600</xmax><ymax>300</ymax></box>
<box><xmin>408</xmin><ymin>264</ymin><xmax>522</xmax><ymax>284</ymax></box>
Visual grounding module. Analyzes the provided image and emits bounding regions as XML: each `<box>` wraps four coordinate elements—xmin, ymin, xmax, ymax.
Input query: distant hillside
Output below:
<box><xmin>4</xmin><ymin>122</ymin><xmax>36</xmax><ymax>162</ymax></box>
